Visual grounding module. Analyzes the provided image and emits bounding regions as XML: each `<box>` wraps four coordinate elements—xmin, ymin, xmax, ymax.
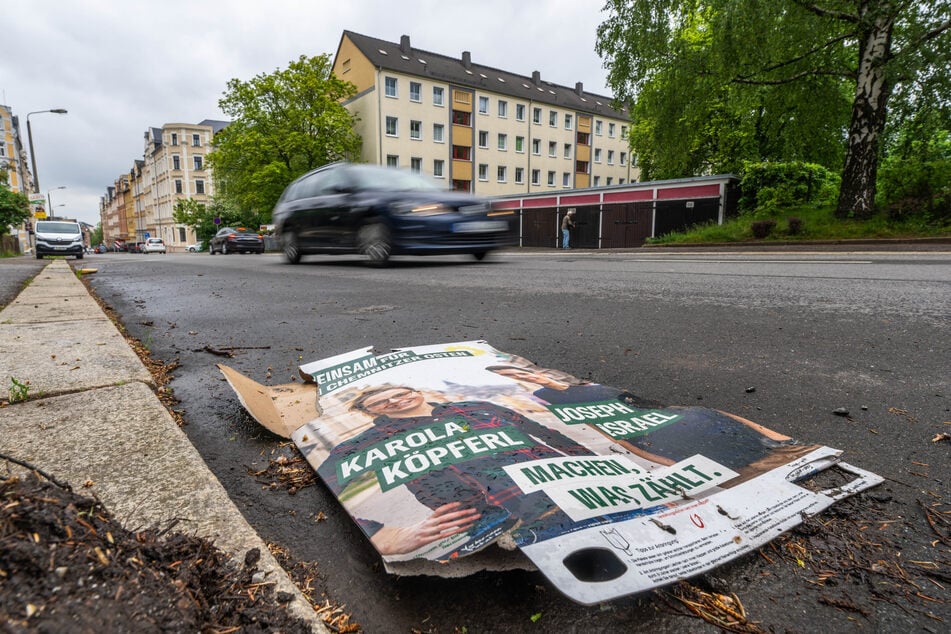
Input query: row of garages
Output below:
<box><xmin>492</xmin><ymin>175</ymin><xmax>739</xmax><ymax>249</ymax></box>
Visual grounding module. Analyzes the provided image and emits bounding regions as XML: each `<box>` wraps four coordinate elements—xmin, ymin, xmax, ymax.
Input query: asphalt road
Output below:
<box><xmin>6</xmin><ymin>247</ymin><xmax>949</xmax><ymax>632</ymax></box>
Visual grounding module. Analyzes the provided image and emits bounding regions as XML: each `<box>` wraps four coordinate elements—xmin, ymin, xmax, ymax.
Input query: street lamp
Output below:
<box><xmin>47</xmin><ymin>186</ymin><xmax>66</xmax><ymax>220</ymax></box>
<box><xmin>27</xmin><ymin>108</ymin><xmax>68</xmax><ymax>193</ymax></box>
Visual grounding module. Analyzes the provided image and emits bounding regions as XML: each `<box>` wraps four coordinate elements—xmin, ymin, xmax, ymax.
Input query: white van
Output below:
<box><xmin>34</xmin><ymin>220</ymin><xmax>85</xmax><ymax>260</ymax></box>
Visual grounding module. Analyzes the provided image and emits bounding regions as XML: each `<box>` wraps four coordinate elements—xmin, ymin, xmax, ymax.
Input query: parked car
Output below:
<box><xmin>34</xmin><ymin>220</ymin><xmax>84</xmax><ymax>260</ymax></box>
<box><xmin>128</xmin><ymin>242</ymin><xmax>147</xmax><ymax>253</ymax></box>
<box><xmin>272</xmin><ymin>163</ymin><xmax>517</xmax><ymax>265</ymax></box>
<box><xmin>142</xmin><ymin>238</ymin><xmax>167</xmax><ymax>254</ymax></box>
<box><xmin>186</xmin><ymin>241</ymin><xmax>204</xmax><ymax>252</ymax></box>
<box><xmin>208</xmin><ymin>227</ymin><xmax>265</xmax><ymax>254</ymax></box>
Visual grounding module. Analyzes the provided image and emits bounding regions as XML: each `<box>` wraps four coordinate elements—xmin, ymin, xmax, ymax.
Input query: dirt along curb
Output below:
<box><xmin>0</xmin><ymin>259</ymin><xmax>327</xmax><ymax>632</ymax></box>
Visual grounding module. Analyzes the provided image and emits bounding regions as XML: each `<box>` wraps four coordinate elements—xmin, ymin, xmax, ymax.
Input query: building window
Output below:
<box><xmin>497</xmin><ymin>133</ymin><xmax>507</xmax><ymax>151</ymax></box>
<box><xmin>433</xmin><ymin>86</ymin><xmax>444</xmax><ymax>106</ymax></box>
<box><xmin>620</xmin><ymin>152</ymin><xmax>627</xmax><ymax>166</ymax></box>
<box><xmin>548</xmin><ymin>141</ymin><xmax>557</xmax><ymax>157</ymax></box>
<box><xmin>196</xmin><ymin>179</ymin><xmax>205</xmax><ymax>194</ymax></box>
<box><xmin>595</xmin><ymin>120</ymin><xmax>603</xmax><ymax>135</ymax></box>
<box><xmin>564</xmin><ymin>143</ymin><xmax>571</xmax><ymax>159</ymax></box>
<box><xmin>385</xmin><ymin>116</ymin><xmax>398</xmax><ymax>136</ymax></box>
<box><xmin>385</xmin><ymin>76</ymin><xmax>397</xmax><ymax>97</ymax></box>
<box><xmin>594</xmin><ymin>148</ymin><xmax>602</xmax><ymax>163</ymax></box>
<box><xmin>533</xmin><ymin>107</ymin><xmax>542</xmax><ymax>124</ymax></box>
<box><xmin>562</xmin><ymin>172</ymin><xmax>570</xmax><ymax>187</ymax></box>
<box><xmin>452</xmin><ymin>145</ymin><xmax>472</xmax><ymax>160</ymax></box>
<box><xmin>515</xmin><ymin>167</ymin><xmax>524</xmax><ymax>184</ymax></box>
<box><xmin>170</xmin><ymin>133</ymin><xmax>178</xmax><ymax>146</ymax></box>
<box><xmin>452</xmin><ymin>110</ymin><xmax>471</xmax><ymax>126</ymax></box>
<box><xmin>619</xmin><ymin>178</ymin><xmax>626</xmax><ymax>185</ymax></box>
<box><xmin>532</xmin><ymin>138</ymin><xmax>541</xmax><ymax>155</ymax></box>
<box><xmin>178</xmin><ymin>227</ymin><xmax>187</xmax><ymax>242</ymax></box>
<box><xmin>478</xmin><ymin>96</ymin><xmax>489</xmax><ymax>114</ymax></box>
<box><xmin>549</xmin><ymin>110</ymin><xmax>557</xmax><ymax>127</ymax></box>
<box><xmin>531</xmin><ymin>169</ymin><xmax>540</xmax><ymax>185</ymax></box>
<box><xmin>497</xmin><ymin>166</ymin><xmax>507</xmax><ymax>182</ymax></box>
<box><xmin>192</xmin><ymin>134</ymin><xmax>201</xmax><ymax>147</ymax></box>
<box><xmin>577</xmin><ymin>131</ymin><xmax>590</xmax><ymax>145</ymax></box>
<box><xmin>386</xmin><ymin>155</ymin><xmax>399</xmax><ymax>167</ymax></box>
<box><xmin>478</xmin><ymin>164</ymin><xmax>488</xmax><ymax>181</ymax></box>
<box><xmin>576</xmin><ymin>160</ymin><xmax>589</xmax><ymax>174</ymax></box>
<box><xmin>409</xmin><ymin>81</ymin><xmax>421</xmax><ymax>102</ymax></box>
<box><xmin>434</xmin><ymin>159</ymin><xmax>445</xmax><ymax>177</ymax></box>
<box><xmin>452</xmin><ymin>179</ymin><xmax>470</xmax><ymax>192</ymax></box>
<box><xmin>515</xmin><ymin>136</ymin><xmax>524</xmax><ymax>153</ymax></box>
<box><xmin>172</xmin><ymin>155</ymin><xmax>181</xmax><ymax>170</ymax></box>
<box><xmin>411</xmin><ymin>157</ymin><xmax>422</xmax><ymax>173</ymax></box>
<box><xmin>498</xmin><ymin>100</ymin><xmax>507</xmax><ymax>118</ymax></box>
<box><xmin>564</xmin><ymin>114</ymin><xmax>573</xmax><ymax>130</ymax></box>
<box><xmin>594</xmin><ymin>176</ymin><xmax>601</xmax><ymax>186</ymax></box>
<box><xmin>621</xmin><ymin>125</ymin><xmax>628</xmax><ymax>139</ymax></box>
<box><xmin>606</xmin><ymin>177</ymin><xmax>613</xmax><ymax>185</ymax></box>
<box><xmin>433</xmin><ymin>123</ymin><xmax>445</xmax><ymax>143</ymax></box>
<box><xmin>516</xmin><ymin>104</ymin><xmax>525</xmax><ymax>121</ymax></box>
<box><xmin>608</xmin><ymin>122</ymin><xmax>616</xmax><ymax>138</ymax></box>
<box><xmin>175</xmin><ymin>179</ymin><xmax>183</xmax><ymax>194</ymax></box>
<box><xmin>478</xmin><ymin>130</ymin><xmax>488</xmax><ymax>148</ymax></box>
<box><xmin>410</xmin><ymin>120</ymin><xmax>422</xmax><ymax>140</ymax></box>
<box><xmin>193</xmin><ymin>156</ymin><xmax>203</xmax><ymax>170</ymax></box>
<box><xmin>607</xmin><ymin>150</ymin><xmax>615</xmax><ymax>165</ymax></box>
<box><xmin>547</xmin><ymin>171</ymin><xmax>555</xmax><ymax>186</ymax></box>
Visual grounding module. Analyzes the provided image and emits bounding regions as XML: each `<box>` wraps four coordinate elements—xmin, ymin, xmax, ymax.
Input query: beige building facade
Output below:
<box><xmin>100</xmin><ymin>120</ymin><xmax>227</xmax><ymax>250</ymax></box>
<box><xmin>332</xmin><ymin>31</ymin><xmax>637</xmax><ymax>195</ymax></box>
<box><xmin>1</xmin><ymin>104</ymin><xmax>39</xmax><ymax>252</ymax></box>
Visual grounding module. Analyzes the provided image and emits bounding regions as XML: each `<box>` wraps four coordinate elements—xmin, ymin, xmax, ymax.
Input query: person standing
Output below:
<box><xmin>561</xmin><ymin>209</ymin><xmax>576</xmax><ymax>249</ymax></box>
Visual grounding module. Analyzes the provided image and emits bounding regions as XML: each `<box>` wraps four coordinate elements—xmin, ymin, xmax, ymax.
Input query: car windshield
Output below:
<box><xmin>347</xmin><ymin>165</ymin><xmax>442</xmax><ymax>193</ymax></box>
<box><xmin>37</xmin><ymin>222</ymin><xmax>79</xmax><ymax>234</ymax></box>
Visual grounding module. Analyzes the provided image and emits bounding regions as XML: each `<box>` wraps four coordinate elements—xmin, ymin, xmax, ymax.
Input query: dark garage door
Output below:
<box><xmin>654</xmin><ymin>198</ymin><xmax>720</xmax><ymax>237</ymax></box>
<box><xmin>601</xmin><ymin>202</ymin><xmax>653</xmax><ymax>248</ymax></box>
<box><xmin>521</xmin><ymin>208</ymin><xmax>558</xmax><ymax>247</ymax></box>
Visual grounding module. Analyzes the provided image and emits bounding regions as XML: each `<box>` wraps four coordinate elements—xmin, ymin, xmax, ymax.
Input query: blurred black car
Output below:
<box><xmin>208</xmin><ymin>227</ymin><xmax>265</xmax><ymax>254</ymax></box>
<box><xmin>271</xmin><ymin>162</ymin><xmax>517</xmax><ymax>265</ymax></box>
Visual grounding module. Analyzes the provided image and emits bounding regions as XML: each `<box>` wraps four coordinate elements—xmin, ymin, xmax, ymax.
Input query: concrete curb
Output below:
<box><xmin>0</xmin><ymin>260</ymin><xmax>326</xmax><ymax>632</ymax></box>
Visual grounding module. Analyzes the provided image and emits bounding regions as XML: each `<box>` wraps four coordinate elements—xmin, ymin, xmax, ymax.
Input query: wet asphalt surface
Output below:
<box><xmin>3</xmin><ymin>247</ymin><xmax>949</xmax><ymax>632</ymax></box>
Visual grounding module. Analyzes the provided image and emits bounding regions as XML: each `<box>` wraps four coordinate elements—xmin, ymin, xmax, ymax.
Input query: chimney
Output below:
<box><xmin>462</xmin><ymin>51</ymin><xmax>471</xmax><ymax>69</ymax></box>
<box><xmin>575</xmin><ymin>82</ymin><xmax>584</xmax><ymax>96</ymax></box>
<box><xmin>400</xmin><ymin>35</ymin><xmax>411</xmax><ymax>54</ymax></box>
<box><xmin>532</xmin><ymin>70</ymin><xmax>541</xmax><ymax>85</ymax></box>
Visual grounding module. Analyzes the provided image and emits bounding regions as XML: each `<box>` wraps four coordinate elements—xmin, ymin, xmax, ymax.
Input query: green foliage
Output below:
<box><xmin>8</xmin><ymin>376</ymin><xmax>30</xmax><ymax>403</ymax></box>
<box><xmin>738</xmin><ymin>162</ymin><xmax>840</xmax><ymax>215</ymax></box>
<box><xmin>207</xmin><ymin>54</ymin><xmax>362</xmax><ymax>219</ymax></box>
<box><xmin>596</xmin><ymin>0</ymin><xmax>951</xmax><ymax>214</ymax></box>
<box><xmin>0</xmin><ymin>185</ymin><xmax>31</xmax><ymax>236</ymax></box>
<box><xmin>876</xmin><ymin>158</ymin><xmax>951</xmax><ymax>221</ymax></box>
<box><xmin>89</xmin><ymin>223</ymin><xmax>103</xmax><ymax>247</ymax></box>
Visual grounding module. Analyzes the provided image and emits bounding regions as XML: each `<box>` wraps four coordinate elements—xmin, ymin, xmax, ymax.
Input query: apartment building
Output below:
<box><xmin>331</xmin><ymin>31</ymin><xmax>637</xmax><ymax>195</ymax></box>
<box><xmin>1</xmin><ymin>105</ymin><xmax>37</xmax><ymax>252</ymax></box>
<box><xmin>100</xmin><ymin>120</ymin><xmax>228</xmax><ymax>249</ymax></box>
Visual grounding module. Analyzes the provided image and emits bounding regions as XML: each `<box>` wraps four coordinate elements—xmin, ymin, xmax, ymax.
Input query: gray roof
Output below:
<box><xmin>198</xmin><ymin>119</ymin><xmax>230</xmax><ymax>134</ymax></box>
<box><xmin>340</xmin><ymin>31</ymin><xmax>628</xmax><ymax>120</ymax></box>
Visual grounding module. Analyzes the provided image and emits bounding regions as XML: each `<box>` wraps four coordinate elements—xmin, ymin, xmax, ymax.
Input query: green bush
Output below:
<box><xmin>876</xmin><ymin>158</ymin><xmax>951</xmax><ymax>221</ymax></box>
<box><xmin>739</xmin><ymin>162</ymin><xmax>840</xmax><ymax>216</ymax></box>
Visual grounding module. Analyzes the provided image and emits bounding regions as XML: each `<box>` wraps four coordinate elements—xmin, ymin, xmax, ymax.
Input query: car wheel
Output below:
<box><xmin>472</xmin><ymin>251</ymin><xmax>488</xmax><ymax>261</ymax></box>
<box><xmin>36</xmin><ymin>252</ymin><xmax>43</xmax><ymax>260</ymax></box>
<box><xmin>222</xmin><ymin>243</ymin><xmax>229</xmax><ymax>255</ymax></box>
<box><xmin>282</xmin><ymin>231</ymin><xmax>301</xmax><ymax>264</ymax></box>
<box><xmin>77</xmin><ymin>253</ymin><xmax>84</xmax><ymax>260</ymax></box>
<box><xmin>357</xmin><ymin>223</ymin><xmax>391</xmax><ymax>266</ymax></box>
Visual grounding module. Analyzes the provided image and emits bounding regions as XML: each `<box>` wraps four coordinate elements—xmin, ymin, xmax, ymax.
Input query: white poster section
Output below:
<box><xmin>225</xmin><ymin>341</ymin><xmax>882</xmax><ymax>605</ymax></box>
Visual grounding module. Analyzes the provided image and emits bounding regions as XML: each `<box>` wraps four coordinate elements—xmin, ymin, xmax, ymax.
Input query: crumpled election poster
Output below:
<box><xmin>220</xmin><ymin>341</ymin><xmax>882</xmax><ymax>605</ymax></box>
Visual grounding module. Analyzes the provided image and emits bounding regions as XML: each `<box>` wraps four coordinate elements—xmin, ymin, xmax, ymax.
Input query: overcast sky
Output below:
<box><xmin>4</xmin><ymin>0</ymin><xmax>615</xmax><ymax>226</ymax></box>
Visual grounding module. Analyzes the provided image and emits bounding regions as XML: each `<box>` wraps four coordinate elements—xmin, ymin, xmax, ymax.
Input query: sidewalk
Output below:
<box><xmin>0</xmin><ymin>260</ymin><xmax>325</xmax><ymax>632</ymax></box>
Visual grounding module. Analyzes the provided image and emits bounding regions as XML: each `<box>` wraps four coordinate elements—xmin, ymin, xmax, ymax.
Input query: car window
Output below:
<box><xmin>348</xmin><ymin>165</ymin><xmax>441</xmax><ymax>192</ymax></box>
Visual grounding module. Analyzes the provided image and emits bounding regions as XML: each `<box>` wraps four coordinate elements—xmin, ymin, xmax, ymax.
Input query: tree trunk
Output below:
<box><xmin>836</xmin><ymin>3</ymin><xmax>895</xmax><ymax>219</ymax></box>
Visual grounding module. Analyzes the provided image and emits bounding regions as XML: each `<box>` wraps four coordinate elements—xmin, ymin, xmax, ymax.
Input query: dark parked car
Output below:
<box><xmin>271</xmin><ymin>162</ymin><xmax>517</xmax><ymax>265</ymax></box>
<box><xmin>208</xmin><ymin>227</ymin><xmax>265</xmax><ymax>254</ymax></box>
<box><xmin>128</xmin><ymin>242</ymin><xmax>146</xmax><ymax>253</ymax></box>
